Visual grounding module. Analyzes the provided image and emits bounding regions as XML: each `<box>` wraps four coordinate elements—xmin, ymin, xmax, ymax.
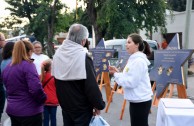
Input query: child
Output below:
<box><xmin>41</xmin><ymin>59</ymin><xmax>59</xmax><ymax>126</ymax></box>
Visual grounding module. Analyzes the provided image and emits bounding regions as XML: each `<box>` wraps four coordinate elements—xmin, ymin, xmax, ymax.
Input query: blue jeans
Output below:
<box><xmin>43</xmin><ymin>106</ymin><xmax>57</xmax><ymax>126</ymax></box>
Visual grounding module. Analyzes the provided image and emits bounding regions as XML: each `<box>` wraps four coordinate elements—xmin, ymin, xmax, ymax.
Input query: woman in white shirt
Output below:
<box><xmin>109</xmin><ymin>33</ymin><xmax>153</xmax><ymax>126</ymax></box>
<box><xmin>31</xmin><ymin>41</ymin><xmax>49</xmax><ymax>75</ymax></box>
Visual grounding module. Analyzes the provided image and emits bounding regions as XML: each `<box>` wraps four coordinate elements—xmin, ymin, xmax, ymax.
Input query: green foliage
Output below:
<box><xmin>81</xmin><ymin>0</ymin><xmax>167</xmax><ymax>41</ymax></box>
<box><xmin>4</xmin><ymin>0</ymin><xmax>168</xmax><ymax>47</ymax></box>
<box><xmin>76</xmin><ymin>7</ymin><xmax>93</xmax><ymax>35</ymax></box>
<box><xmin>5</xmin><ymin>0</ymin><xmax>70</xmax><ymax>57</ymax></box>
<box><xmin>0</xmin><ymin>16</ymin><xmax>22</xmax><ymax>30</ymax></box>
<box><xmin>56</xmin><ymin>13</ymin><xmax>74</xmax><ymax>33</ymax></box>
<box><xmin>5</xmin><ymin>0</ymin><xmax>40</xmax><ymax>21</ymax></box>
<box><xmin>97</xmin><ymin>0</ymin><xmax>167</xmax><ymax>39</ymax></box>
<box><xmin>5</xmin><ymin>0</ymin><xmax>66</xmax><ymax>40</ymax></box>
<box><xmin>99</xmin><ymin>0</ymin><xmax>137</xmax><ymax>39</ymax></box>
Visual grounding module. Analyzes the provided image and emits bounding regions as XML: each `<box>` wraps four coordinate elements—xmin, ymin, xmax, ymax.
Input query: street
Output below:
<box><xmin>2</xmin><ymin>68</ymin><xmax>194</xmax><ymax>126</ymax></box>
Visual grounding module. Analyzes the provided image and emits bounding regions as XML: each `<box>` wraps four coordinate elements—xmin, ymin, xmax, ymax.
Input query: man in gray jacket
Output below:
<box><xmin>52</xmin><ymin>24</ymin><xmax>105</xmax><ymax>126</ymax></box>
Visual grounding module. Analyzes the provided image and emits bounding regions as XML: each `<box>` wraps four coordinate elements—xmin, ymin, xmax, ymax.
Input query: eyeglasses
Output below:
<box><xmin>34</xmin><ymin>46</ymin><xmax>42</xmax><ymax>49</ymax></box>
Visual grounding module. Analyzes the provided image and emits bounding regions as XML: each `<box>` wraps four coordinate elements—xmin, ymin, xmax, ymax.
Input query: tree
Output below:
<box><xmin>5</xmin><ymin>0</ymin><xmax>40</xmax><ymax>22</ymax></box>
<box><xmin>168</xmin><ymin>0</ymin><xmax>194</xmax><ymax>12</ymax></box>
<box><xmin>5</xmin><ymin>0</ymin><xmax>65</xmax><ymax>57</ymax></box>
<box><xmin>0</xmin><ymin>16</ymin><xmax>22</xmax><ymax>30</ymax></box>
<box><xmin>81</xmin><ymin>0</ymin><xmax>167</xmax><ymax>43</ymax></box>
<box><xmin>55</xmin><ymin>13</ymin><xmax>74</xmax><ymax>33</ymax></box>
<box><xmin>80</xmin><ymin>0</ymin><xmax>107</xmax><ymax>43</ymax></box>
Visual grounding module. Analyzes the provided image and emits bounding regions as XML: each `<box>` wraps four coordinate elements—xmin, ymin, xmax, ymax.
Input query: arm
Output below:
<box><xmin>114</xmin><ymin>59</ymin><xmax>145</xmax><ymax>89</ymax></box>
<box><xmin>84</xmin><ymin>55</ymin><xmax>105</xmax><ymax>110</ymax></box>
<box><xmin>25</xmin><ymin>62</ymin><xmax>47</xmax><ymax>104</ymax></box>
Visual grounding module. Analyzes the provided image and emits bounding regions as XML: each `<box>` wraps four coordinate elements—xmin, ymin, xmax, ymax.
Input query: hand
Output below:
<box><xmin>109</xmin><ymin>66</ymin><xmax>119</xmax><ymax>75</ymax></box>
<box><xmin>93</xmin><ymin>108</ymin><xmax>100</xmax><ymax>116</ymax></box>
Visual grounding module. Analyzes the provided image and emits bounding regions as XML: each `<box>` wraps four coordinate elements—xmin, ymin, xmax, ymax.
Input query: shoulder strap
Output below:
<box><xmin>43</xmin><ymin>76</ymin><xmax>54</xmax><ymax>88</ymax></box>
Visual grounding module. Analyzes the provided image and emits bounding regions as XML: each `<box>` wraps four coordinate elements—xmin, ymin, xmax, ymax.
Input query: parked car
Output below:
<box><xmin>104</xmin><ymin>39</ymin><xmax>159</xmax><ymax>72</ymax></box>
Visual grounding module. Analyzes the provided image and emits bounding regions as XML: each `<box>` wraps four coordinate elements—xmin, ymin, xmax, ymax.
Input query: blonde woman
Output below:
<box><xmin>2</xmin><ymin>40</ymin><xmax>46</xmax><ymax>126</ymax></box>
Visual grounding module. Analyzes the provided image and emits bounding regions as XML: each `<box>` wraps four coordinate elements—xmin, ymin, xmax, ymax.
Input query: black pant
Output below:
<box><xmin>9</xmin><ymin>113</ymin><xmax>42</xmax><ymax>126</ymax></box>
<box><xmin>62</xmin><ymin>110</ymin><xmax>93</xmax><ymax>126</ymax></box>
<box><xmin>0</xmin><ymin>84</ymin><xmax>5</xmax><ymax>121</ymax></box>
<box><xmin>129</xmin><ymin>100</ymin><xmax>152</xmax><ymax>126</ymax></box>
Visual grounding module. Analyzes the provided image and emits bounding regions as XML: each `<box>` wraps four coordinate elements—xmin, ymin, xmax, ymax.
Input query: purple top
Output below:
<box><xmin>2</xmin><ymin>60</ymin><xmax>46</xmax><ymax>116</ymax></box>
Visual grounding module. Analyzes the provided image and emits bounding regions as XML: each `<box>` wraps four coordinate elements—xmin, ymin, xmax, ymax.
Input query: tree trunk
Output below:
<box><xmin>93</xmin><ymin>24</ymin><xmax>103</xmax><ymax>44</ymax></box>
<box><xmin>47</xmin><ymin>24</ymin><xmax>54</xmax><ymax>58</ymax></box>
<box><xmin>86</xmin><ymin>0</ymin><xmax>103</xmax><ymax>45</ymax></box>
<box><xmin>46</xmin><ymin>0</ymin><xmax>58</xmax><ymax>58</ymax></box>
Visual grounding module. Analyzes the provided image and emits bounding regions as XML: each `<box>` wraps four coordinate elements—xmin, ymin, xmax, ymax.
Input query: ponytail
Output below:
<box><xmin>142</xmin><ymin>41</ymin><xmax>152</xmax><ymax>58</ymax></box>
<box><xmin>139</xmin><ymin>41</ymin><xmax>145</xmax><ymax>51</ymax></box>
<box><xmin>11</xmin><ymin>40</ymin><xmax>33</xmax><ymax>65</ymax></box>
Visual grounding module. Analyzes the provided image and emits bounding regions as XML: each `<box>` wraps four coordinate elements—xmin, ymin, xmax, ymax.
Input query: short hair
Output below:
<box><xmin>11</xmin><ymin>40</ymin><xmax>34</xmax><ymax>65</ymax></box>
<box><xmin>32</xmin><ymin>41</ymin><xmax>42</xmax><ymax>47</ymax></box>
<box><xmin>66</xmin><ymin>23</ymin><xmax>89</xmax><ymax>44</ymax></box>
<box><xmin>2</xmin><ymin>42</ymin><xmax>15</xmax><ymax>60</ymax></box>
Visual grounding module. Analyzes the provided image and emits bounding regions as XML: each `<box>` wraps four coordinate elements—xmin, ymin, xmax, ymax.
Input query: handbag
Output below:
<box><xmin>89</xmin><ymin>115</ymin><xmax>110</xmax><ymax>126</ymax></box>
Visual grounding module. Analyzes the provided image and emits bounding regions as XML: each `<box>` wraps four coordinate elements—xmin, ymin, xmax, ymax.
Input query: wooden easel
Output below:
<box><xmin>105</xmin><ymin>82</ymin><xmax>127</xmax><ymax>120</ymax></box>
<box><xmin>152</xmin><ymin>70</ymin><xmax>187</xmax><ymax>106</ymax></box>
<box><xmin>152</xmin><ymin>64</ymin><xmax>189</xmax><ymax>106</ymax></box>
<box><xmin>96</xmin><ymin>72</ymin><xmax>112</xmax><ymax>101</ymax></box>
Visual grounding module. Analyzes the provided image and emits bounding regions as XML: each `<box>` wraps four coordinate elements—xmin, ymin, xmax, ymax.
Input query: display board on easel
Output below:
<box><xmin>149</xmin><ymin>33</ymin><xmax>194</xmax><ymax>106</ymax></box>
<box><xmin>89</xmin><ymin>39</ymin><xmax>115</xmax><ymax>101</ymax></box>
<box><xmin>105</xmin><ymin>50</ymin><xmax>129</xmax><ymax>120</ymax></box>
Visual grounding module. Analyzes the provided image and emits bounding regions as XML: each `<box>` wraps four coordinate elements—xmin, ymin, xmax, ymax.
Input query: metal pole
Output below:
<box><xmin>184</xmin><ymin>0</ymin><xmax>193</xmax><ymax>49</ymax></box>
<box><xmin>183</xmin><ymin>0</ymin><xmax>193</xmax><ymax>88</ymax></box>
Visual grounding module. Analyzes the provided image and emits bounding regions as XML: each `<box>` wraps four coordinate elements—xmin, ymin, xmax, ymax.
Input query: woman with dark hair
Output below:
<box><xmin>2</xmin><ymin>40</ymin><xmax>46</xmax><ymax>126</ymax></box>
<box><xmin>109</xmin><ymin>33</ymin><xmax>153</xmax><ymax>126</ymax></box>
<box><xmin>1</xmin><ymin>42</ymin><xmax>15</xmax><ymax>72</ymax></box>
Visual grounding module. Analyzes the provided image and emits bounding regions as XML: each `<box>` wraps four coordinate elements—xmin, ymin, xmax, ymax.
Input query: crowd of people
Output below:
<box><xmin>0</xmin><ymin>23</ymin><xmax>153</xmax><ymax>126</ymax></box>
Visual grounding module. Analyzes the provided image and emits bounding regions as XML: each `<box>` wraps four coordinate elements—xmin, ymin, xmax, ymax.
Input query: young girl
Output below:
<box><xmin>41</xmin><ymin>59</ymin><xmax>59</xmax><ymax>126</ymax></box>
<box><xmin>109</xmin><ymin>33</ymin><xmax>152</xmax><ymax>126</ymax></box>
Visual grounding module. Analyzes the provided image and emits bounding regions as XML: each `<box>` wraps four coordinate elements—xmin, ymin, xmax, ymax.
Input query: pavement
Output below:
<box><xmin>2</xmin><ymin>64</ymin><xmax>194</xmax><ymax>126</ymax></box>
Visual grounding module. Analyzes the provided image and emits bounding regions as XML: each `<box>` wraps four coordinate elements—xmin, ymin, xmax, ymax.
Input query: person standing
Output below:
<box><xmin>31</xmin><ymin>41</ymin><xmax>49</xmax><ymax>75</ymax></box>
<box><xmin>2</xmin><ymin>40</ymin><xmax>46</xmax><ymax>126</ymax></box>
<box><xmin>109</xmin><ymin>33</ymin><xmax>153</xmax><ymax>126</ymax></box>
<box><xmin>52</xmin><ymin>23</ymin><xmax>105</xmax><ymax>126</ymax></box>
<box><xmin>1</xmin><ymin>42</ymin><xmax>15</xmax><ymax>72</ymax></box>
<box><xmin>41</xmin><ymin>59</ymin><xmax>58</xmax><ymax>126</ymax></box>
<box><xmin>161</xmin><ymin>38</ymin><xmax>168</xmax><ymax>49</ymax></box>
<box><xmin>0</xmin><ymin>32</ymin><xmax>6</xmax><ymax>124</ymax></box>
